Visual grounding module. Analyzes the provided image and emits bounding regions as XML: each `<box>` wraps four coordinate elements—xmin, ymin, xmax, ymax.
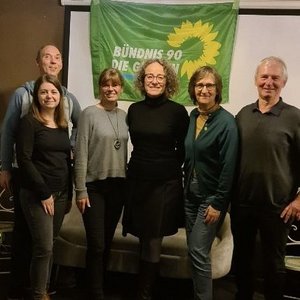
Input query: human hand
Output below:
<box><xmin>0</xmin><ymin>170</ymin><xmax>12</xmax><ymax>193</ymax></box>
<box><xmin>204</xmin><ymin>205</ymin><xmax>220</xmax><ymax>224</ymax></box>
<box><xmin>76</xmin><ymin>197</ymin><xmax>90</xmax><ymax>214</ymax></box>
<box><xmin>280</xmin><ymin>198</ymin><xmax>300</xmax><ymax>223</ymax></box>
<box><xmin>291</xmin><ymin>198</ymin><xmax>300</xmax><ymax>221</ymax></box>
<box><xmin>41</xmin><ymin>195</ymin><xmax>55</xmax><ymax>216</ymax></box>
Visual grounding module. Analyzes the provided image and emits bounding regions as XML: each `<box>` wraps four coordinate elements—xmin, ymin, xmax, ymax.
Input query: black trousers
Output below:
<box><xmin>231</xmin><ymin>207</ymin><xmax>290</xmax><ymax>300</ymax></box>
<box><xmin>82</xmin><ymin>178</ymin><xmax>125</xmax><ymax>300</ymax></box>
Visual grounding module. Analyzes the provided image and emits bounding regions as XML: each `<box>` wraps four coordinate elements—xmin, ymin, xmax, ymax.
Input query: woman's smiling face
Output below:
<box><xmin>144</xmin><ymin>62</ymin><xmax>166</xmax><ymax>98</ymax></box>
<box><xmin>194</xmin><ymin>73</ymin><xmax>217</xmax><ymax>110</ymax></box>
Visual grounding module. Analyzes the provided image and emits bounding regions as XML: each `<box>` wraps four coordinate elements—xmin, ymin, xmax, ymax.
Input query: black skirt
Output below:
<box><xmin>122</xmin><ymin>177</ymin><xmax>184</xmax><ymax>239</ymax></box>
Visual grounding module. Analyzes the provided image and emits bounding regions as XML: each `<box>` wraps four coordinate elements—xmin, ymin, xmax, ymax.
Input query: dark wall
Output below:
<box><xmin>0</xmin><ymin>0</ymin><xmax>65</xmax><ymax>220</ymax></box>
<box><xmin>0</xmin><ymin>0</ymin><xmax>65</xmax><ymax>124</ymax></box>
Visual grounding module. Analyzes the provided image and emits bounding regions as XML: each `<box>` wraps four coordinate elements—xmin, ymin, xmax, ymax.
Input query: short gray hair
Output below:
<box><xmin>255</xmin><ymin>56</ymin><xmax>288</xmax><ymax>83</ymax></box>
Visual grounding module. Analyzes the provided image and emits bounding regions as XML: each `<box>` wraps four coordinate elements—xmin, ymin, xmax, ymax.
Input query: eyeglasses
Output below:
<box><xmin>195</xmin><ymin>83</ymin><xmax>216</xmax><ymax>91</ymax></box>
<box><xmin>144</xmin><ymin>73</ymin><xmax>166</xmax><ymax>83</ymax></box>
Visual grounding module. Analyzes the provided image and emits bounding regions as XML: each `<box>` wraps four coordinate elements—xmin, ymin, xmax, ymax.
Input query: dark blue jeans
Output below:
<box><xmin>20</xmin><ymin>188</ymin><xmax>68</xmax><ymax>299</ymax></box>
<box><xmin>82</xmin><ymin>178</ymin><xmax>125</xmax><ymax>300</ymax></box>
<box><xmin>231</xmin><ymin>207</ymin><xmax>290</xmax><ymax>300</ymax></box>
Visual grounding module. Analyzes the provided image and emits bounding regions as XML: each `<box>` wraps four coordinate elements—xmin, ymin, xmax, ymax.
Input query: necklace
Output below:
<box><xmin>105</xmin><ymin>109</ymin><xmax>121</xmax><ymax>150</ymax></box>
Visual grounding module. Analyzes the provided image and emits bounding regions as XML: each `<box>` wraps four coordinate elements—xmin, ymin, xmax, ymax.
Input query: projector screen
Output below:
<box><xmin>64</xmin><ymin>8</ymin><xmax>300</xmax><ymax>115</ymax></box>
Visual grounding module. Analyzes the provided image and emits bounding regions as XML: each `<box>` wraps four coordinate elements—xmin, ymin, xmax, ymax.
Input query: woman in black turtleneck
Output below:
<box><xmin>123</xmin><ymin>59</ymin><xmax>189</xmax><ymax>299</ymax></box>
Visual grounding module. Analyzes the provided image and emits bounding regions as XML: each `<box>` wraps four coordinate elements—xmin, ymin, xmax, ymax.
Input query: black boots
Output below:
<box><xmin>137</xmin><ymin>260</ymin><xmax>159</xmax><ymax>300</ymax></box>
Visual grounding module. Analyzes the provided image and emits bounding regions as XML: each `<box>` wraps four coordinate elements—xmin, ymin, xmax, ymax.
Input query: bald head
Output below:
<box><xmin>36</xmin><ymin>45</ymin><xmax>63</xmax><ymax>77</ymax></box>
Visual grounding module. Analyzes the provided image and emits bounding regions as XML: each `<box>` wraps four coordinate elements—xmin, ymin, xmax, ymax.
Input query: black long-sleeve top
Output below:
<box><xmin>16</xmin><ymin>114</ymin><xmax>71</xmax><ymax>201</ymax></box>
<box><xmin>127</xmin><ymin>95</ymin><xmax>189</xmax><ymax>180</ymax></box>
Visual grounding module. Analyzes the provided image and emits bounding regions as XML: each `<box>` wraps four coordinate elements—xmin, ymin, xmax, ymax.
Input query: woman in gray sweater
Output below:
<box><xmin>74</xmin><ymin>68</ymin><xmax>128</xmax><ymax>300</ymax></box>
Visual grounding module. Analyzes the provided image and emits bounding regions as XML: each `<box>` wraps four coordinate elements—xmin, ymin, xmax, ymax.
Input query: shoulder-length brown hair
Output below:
<box><xmin>31</xmin><ymin>74</ymin><xmax>67</xmax><ymax>129</ymax></box>
<box><xmin>134</xmin><ymin>59</ymin><xmax>179</xmax><ymax>99</ymax></box>
<box><xmin>188</xmin><ymin>66</ymin><xmax>223</xmax><ymax>105</ymax></box>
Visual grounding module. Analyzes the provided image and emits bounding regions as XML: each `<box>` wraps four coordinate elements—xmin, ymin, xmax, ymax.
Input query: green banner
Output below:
<box><xmin>90</xmin><ymin>0</ymin><xmax>238</xmax><ymax>105</ymax></box>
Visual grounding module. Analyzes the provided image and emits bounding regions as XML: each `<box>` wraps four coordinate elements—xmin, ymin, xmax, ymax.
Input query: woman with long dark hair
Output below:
<box><xmin>16</xmin><ymin>74</ymin><xmax>72</xmax><ymax>300</ymax></box>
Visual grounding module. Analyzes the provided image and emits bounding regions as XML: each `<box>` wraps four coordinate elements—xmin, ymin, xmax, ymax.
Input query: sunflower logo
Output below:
<box><xmin>167</xmin><ymin>20</ymin><xmax>221</xmax><ymax>78</ymax></box>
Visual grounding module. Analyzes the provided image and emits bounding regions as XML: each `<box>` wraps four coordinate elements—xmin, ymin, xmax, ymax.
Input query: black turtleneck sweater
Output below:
<box><xmin>127</xmin><ymin>96</ymin><xmax>189</xmax><ymax>180</ymax></box>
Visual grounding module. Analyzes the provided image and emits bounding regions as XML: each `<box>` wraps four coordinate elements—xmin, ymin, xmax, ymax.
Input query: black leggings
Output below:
<box><xmin>139</xmin><ymin>237</ymin><xmax>163</xmax><ymax>263</ymax></box>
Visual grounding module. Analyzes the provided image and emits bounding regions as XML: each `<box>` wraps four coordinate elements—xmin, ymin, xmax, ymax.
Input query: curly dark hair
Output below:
<box><xmin>188</xmin><ymin>66</ymin><xmax>223</xmax><ymax>105</ymax></box>
<box><xmin>134</xmin><ymin>59</ymin><xmax>178</xmax><ymax>98</ymax></box>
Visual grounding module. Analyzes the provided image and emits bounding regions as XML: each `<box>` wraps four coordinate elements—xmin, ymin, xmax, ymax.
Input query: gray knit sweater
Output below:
<box><xmin>74</xmin><ymin>105</ymin><xmax>128</xmax><ymax>200</ymax></box>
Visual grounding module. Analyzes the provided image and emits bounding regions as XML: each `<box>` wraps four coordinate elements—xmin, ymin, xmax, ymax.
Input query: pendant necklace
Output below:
<box><xmin>105</xmin><ymin>109</ymin><xmax>121</xmax><ymax>150</ymax></box>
